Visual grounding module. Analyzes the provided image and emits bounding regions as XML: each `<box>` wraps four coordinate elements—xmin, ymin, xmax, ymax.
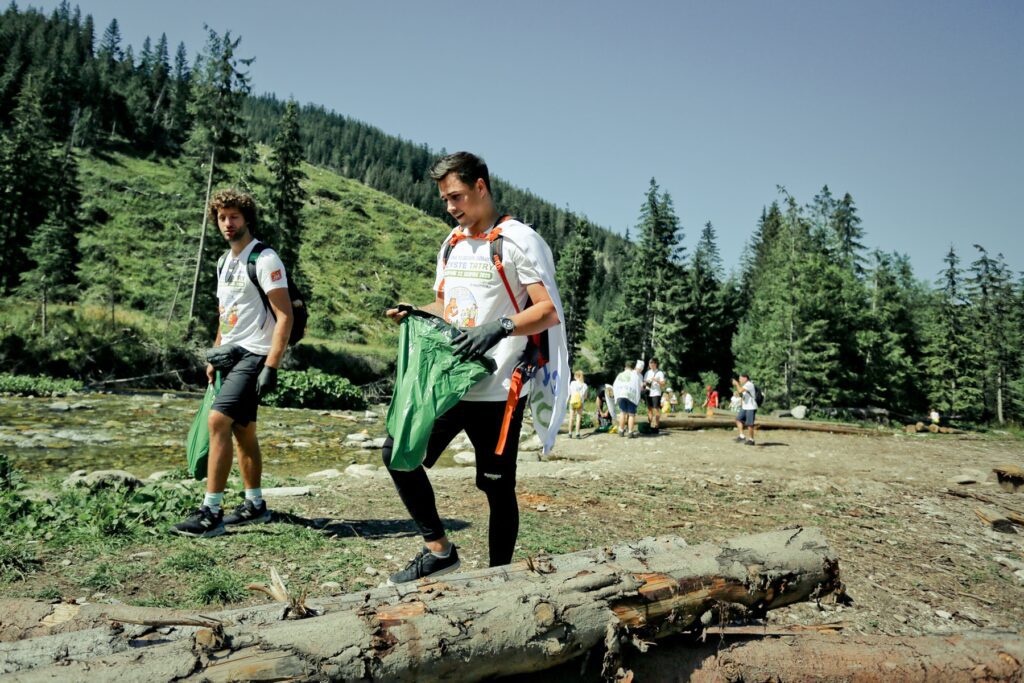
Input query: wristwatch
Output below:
<box><xmin>498</xmin><ymin>316</ymin><xmax>516</xmax><ymax>336</ymax></box>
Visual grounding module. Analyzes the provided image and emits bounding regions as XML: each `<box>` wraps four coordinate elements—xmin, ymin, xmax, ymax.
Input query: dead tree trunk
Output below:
<box><xmin>624</xmin><ymin>632</ymin><xmax>1024</xmax><ymax>682</ymax></box>
<box><xmin>659</xmin><ymin>416</ymin><xmax>883</xmax><ymax>436</ymax></box>
<box><xmin>0</xmin><ymin>528</ymin><xmax>840</xmax><ymax>681</ymax></box>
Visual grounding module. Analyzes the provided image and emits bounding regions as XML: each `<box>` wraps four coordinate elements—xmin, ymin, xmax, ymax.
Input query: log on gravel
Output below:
<box><xmin>623</xmin><ymin>631</ymin><xmax>1024</xmax><ymax>683</ymax></box>
<box><xmin>0</xmin><ymin>528</ymin><xmax>841</xmax><ymax>682</ymax></box>
<box><xmin>659</xmin><ymin>416</ymin><xmax>883</xmax><ymax>436</ymax></box>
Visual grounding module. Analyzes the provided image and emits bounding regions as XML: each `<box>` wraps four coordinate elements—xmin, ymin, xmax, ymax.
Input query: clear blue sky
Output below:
<box><xmin>35</xmin><ymin>0</ymin><xmax>1024</xmax><ymax>278</ymax></box>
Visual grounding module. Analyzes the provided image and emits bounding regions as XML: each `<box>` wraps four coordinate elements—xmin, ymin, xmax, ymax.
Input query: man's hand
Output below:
<box><xmin>385</xmin><ymin>303</ymin><xmax>415</xmax><ymax>324</ymax></box>
<box><xmin>256</xmin><ymin>366</ymin><xmax>278</xmax><ymax>397</ymax></box>
<box><xmin>206</xmin><ymin>363</ymin><xmax>215</xmax><ymax>385</ymax></box>
<box><xmin>451</xmin><ymin>320</ymin><xmax>507</xmax><ymax>361</ymax></box>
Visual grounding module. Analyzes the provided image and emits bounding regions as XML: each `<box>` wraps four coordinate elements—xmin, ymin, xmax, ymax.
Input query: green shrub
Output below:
<box><xmin>262</xmin><ymin>369</ymin><xmax>366</xmax><ymax>410</ymax></box>
<box><xmin>0</xmin><ymin>373</ymin><xmax>83</xmax><ymax>396</ymax></box>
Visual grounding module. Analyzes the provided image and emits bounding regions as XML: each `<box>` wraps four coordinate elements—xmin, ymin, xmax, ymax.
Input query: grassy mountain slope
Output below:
<box><xmin>74</xmin><ymin>146</ymin><xmax>450</xmax><ymax>350</ymax></box>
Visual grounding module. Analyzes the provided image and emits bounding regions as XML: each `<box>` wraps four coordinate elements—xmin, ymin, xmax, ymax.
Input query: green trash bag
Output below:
<box><xmin>186</xmin><ymin>372</ymin><xmax>221</xmax><ymax>480</ymax></box>
<box><xmin>385</xmin><ymin>311</ymin><xmax>495</xmax><ymax>471</ymax></box>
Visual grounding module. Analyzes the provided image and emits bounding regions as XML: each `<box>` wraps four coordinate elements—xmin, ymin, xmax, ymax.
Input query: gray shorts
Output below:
<box><xmin>211</xmin><ymin>350</ymin><xmax>266</xmax><ymax>426</ymax></box>
<box><xmin>737</xmin><ymin>409</ymin><xmax>756</xmax><ymax>427</ymax></box>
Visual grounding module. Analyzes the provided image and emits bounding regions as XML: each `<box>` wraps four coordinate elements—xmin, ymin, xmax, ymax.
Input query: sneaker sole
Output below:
<box><xmin>225</xmin><ymin>512</ymin><xmax>272</xmax><ymax>527</ymax></box>
<box><xmin>386</xmin><ymin>559</ymin><xmax>462</xmax><ymax>586</ymax></box>
<box><xmin>169</xmin><ymin>524</ymin><xmax>226</xmax><ymax>539</ymax></box>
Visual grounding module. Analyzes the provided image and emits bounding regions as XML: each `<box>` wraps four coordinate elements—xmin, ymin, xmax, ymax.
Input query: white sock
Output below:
<box><xmin>203</xmin><ymin>492</ymin><xmax>224</xmax><ymax>514</ymax></box>
<box><xmin>430</xmin><ymin>543</ymin><xmax>452</xmax><ymax>558</ymax></box>
<box><xmin>245</xmin><ymin>488</ymin><xmax>264</xmax><ymax>507</ymax></box>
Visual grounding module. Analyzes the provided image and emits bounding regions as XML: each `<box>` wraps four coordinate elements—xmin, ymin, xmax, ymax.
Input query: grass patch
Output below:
<box><xmin>190</xmin><ymin>568</ymin><xmax>249</xmax><ymax>605</ymax></box>
<box><xmin>0</xmin><ymin>541</ymin><xmax>41</xmax><ymax>582</ymax></box>
<box><xmin>161</xmin><ymin>546</ymin><xmax>217</xmax><ymax>573</ymax></box>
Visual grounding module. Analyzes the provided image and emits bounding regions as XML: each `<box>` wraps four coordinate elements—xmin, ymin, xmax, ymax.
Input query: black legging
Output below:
<box><xmin>382</xmin><ymin>398</ymin><xmax>526</xmax><ymax>567</ymax></box>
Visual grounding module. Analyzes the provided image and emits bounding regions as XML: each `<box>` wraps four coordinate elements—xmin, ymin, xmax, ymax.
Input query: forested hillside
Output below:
<box><xmin>1</xmin><ymin>3</ymin><xmax>1022</xmax><ymax>424</ymax></box>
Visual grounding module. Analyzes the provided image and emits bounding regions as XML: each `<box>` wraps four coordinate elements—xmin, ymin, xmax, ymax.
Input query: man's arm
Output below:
<box><xmin>206</xmin><ymin>329</ymin><xmax>222</xmax><ymax>384</ymax></box>
<box><xmin>264</xmin><ymin>288</ymin><xmax>293</xmax><ymax>369</ymax></box>
<box><xmin>509</xmin><ymin>282</ymin><xmax>560</xmax><ymax>336</ymax></box>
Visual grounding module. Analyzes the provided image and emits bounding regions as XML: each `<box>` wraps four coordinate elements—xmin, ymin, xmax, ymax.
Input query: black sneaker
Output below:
<box><xmin>734</xmin><ymin>435</ymin><xmax>746</xmax><ymax>443</ymax></box>
<box><xmin>224</xmin><ymin>499</ymin><xmax>271</xmax><ymax>526</ymax></box>
<box><xmin>387</xmin><ymin>546</ymin><xmax>461</xmax><ymax>585</ymax></box>
<box><xmin>745</xmin><ymin>439</ymin><xmax>756</xmax><ymax>446</ymax></box>
<box><xmin>170</xmin><ymin>506</ymin><xmax>225</xmax><ymax>538</ymax></box>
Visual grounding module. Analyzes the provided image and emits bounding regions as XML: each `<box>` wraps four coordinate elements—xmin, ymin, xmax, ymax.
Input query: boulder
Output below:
<box><xmin>520</xmin><ymin>435</ymin><xmax>543</xmax><ymax>452</ymax></box>
<box><xmin>47</xmin><ymin>402</ymin><xmax>71</xmax><ymax>412</ymax></box>
<box><xmin>344</xmin><ymin>464</ymin><xmax>378</xmax><ymax>478</ymax></box>
<box><xmin>790</xmin><ymin>405</ymin><xmax>808</xmax><ymax>420</ymax></box>
<box><xmin>453</xmin><ymin>451</ymin><xmax>475</xmax><ymax>465</ymax></box>
<box><xmin>345</xmin><ymin>432</ymin><xmax>370</xmax><ymax>443</ymax></box>
<box><xmin>365</xmin><ymin>437</ymin><xmax>387</xmax><ymax>449</ymax></box>
<box><xmin>63</xmin><ymin>469</ymin><xmax>143</xmax><ymax>491</ymax></box>
<box><xmin>261</xmin><ymin>486</ymin><xmax>313</xmax><ymax>498</ymax></box>
<box><xmin>307</xmin><ymin>468</ymin><xmax>344</xmax><ymax>480</ymax></box>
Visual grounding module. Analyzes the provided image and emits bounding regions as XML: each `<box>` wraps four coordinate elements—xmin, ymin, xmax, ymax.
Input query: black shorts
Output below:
<box><xmin>737</xmin><ymin>408</ymin><xmax>757</xmax><ymax>427</ymax></box>
<box><xmin>211</xmin><ymin>350</ymin><xmax>266</xmax><ymax>427</ymax></box>
<box><xmin>616</xmin><ymin>398</ymin><xmax>637</xmax><ymax>415</ymax></box>
<box><xmin>646</xmin><ymin>395</ymin><xmax>662</xmax><ymax>409</ymax></box>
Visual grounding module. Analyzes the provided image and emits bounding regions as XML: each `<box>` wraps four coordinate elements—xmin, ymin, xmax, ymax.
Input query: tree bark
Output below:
<box><xmin>658</xmin><ymin>416</ymin><xmax>883</xmax><ymax>436</ymax></box>
<box><xmin>623</xmin><ymin>631</ymin><xmax>1024</xmax><ymax>683</ymax></box>
<box><xmin>0</xmin><ymin>528</ymin><xmax>841</xmax><ymax>681</ymax></box>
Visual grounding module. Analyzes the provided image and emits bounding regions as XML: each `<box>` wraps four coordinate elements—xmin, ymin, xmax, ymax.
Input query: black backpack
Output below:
<box><xmin>218</xmin><ymin>243</ymin><xmax>308</xmax><ymax>345</ymax></box>
<box><xmin>754</xmin><ymin>383</ymin><xmax>765</xmax><ymax>407</ymax></box>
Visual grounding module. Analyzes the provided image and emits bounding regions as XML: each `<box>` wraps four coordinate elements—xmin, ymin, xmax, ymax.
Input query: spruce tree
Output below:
<box><xmin>267</xmin><ymin>99</ymin><xmax>307</xmax><ymax>274</ymax></box>
<box><xmin>554</xmin><ymin>214</ymin><xmax>595</xmax><ymax>365</ymax></box>
<box><xmin>922</xmin><ymin>247</ymin><xmax>982</xmax><ymax>420</ymax></box>
<box><xmin>968</xmin><ymin>245</ymin><xmax>1016</xmax><ymax>424</ymax></box>
<box><xmin>0</xmin><ymin>78</ymin><xmax>56</xmax><ymax>292</ymax></box>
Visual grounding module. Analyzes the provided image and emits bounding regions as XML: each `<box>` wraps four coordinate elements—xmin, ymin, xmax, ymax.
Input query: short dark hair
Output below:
<box><xmin>429</xmin><ymin>151</ymin><xmax>491</xmax><ymax>194</ymax></box>
<box><xmin>649</xmin><ymin>358</ymin><xmax>658</xmax><ymax>365</ymax></box>
<box><xmin>208</xmin><ymin>188</ymin><xmax>258</xmax><ymax>229</ymax></box>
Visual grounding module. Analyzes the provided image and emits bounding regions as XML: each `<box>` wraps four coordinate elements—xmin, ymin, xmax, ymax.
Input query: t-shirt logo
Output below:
<box><xmin>270</xmin><ymin>269</ymin><xmax>282</xmax><ymax>282</ymax></box>
<box><xmin>444</xmin><ymin>286</ymin><xmax>478</xmax><ymax>328</ymax></box>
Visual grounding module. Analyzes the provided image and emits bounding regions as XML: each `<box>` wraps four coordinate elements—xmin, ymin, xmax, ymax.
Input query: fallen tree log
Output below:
<box><xmin>0</xmin><ymin>528</ymin><xmax>841</xmax><ymax>681</ymax></box>
<box><xmin>620</xmin><ymin>631</ymin><xmax>1024</xmax><ymax>682</ymax></box>
<box><xmin>659</xmin><ymin>416</ymin><xmax>884</xmax><ymax>436</ymax></box>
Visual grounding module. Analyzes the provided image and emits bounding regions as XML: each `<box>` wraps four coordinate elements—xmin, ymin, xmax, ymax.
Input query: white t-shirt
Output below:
<box><xmin>217</xmin><ymin>240</ymin><xmax>289</xmax><ymax>356</ymax></box>
<box><xmin>644</xmin><ymin>369</ymin><xmax>666</xmax><ymax>397</ymax></box>
<box><xmin>568</xmin><ymin>380</ymin><xmax>588</xmax><ymax>408</ymax></box>
<box><xmin>433</xmin><ymin>221</ymin><xmax>543</xmax><ymax>401</ymax></box>
<box><xmin>613</xmin><ymin>370</ymin><xmax>642</xmax><ymax>405</ymax></box>
<box><xmin>684</xmin><ymin>393</ymin><xmax>694</xmax><ymax>410</ymax></box>
<box><xmin>741</xmin><ymin>381</ymin><xmax>758</xmax><ymax>410</ymax></box>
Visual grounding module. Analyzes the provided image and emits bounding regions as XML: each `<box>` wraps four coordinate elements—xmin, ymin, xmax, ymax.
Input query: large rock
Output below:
<box><xmin>307</xmin><ymin>468</ymin><xmax>344</xmax><ymax>480</ymax></box>
<box><xmin>345</xmin><ymin>464</ymin><xmax>378</xmax><ymax>478</ymax></box>
<box><xmin>453</xmin><ymin>451</ymin><xmax>475</xmax><ymax>465</ymax></box>
<box><xmin>364</xmin><ymin>437</ymin><xmax>387</xmax><ymax>449</ymax></box>
<box><xmin>261</xmin><ymin>486</ymin><xmax>313</xmax><ymax>498</ymax></box>
<box><xmin>63</xmin><ymin>469</ymin><xmax>143</xmax><ymax>491</ymax></box>
<box><xmin>790</xmin><ymin>405</ymin><xmax>808</xmax><ymax>420</ymax></box>
<box><xmin>345</xmin><ymin>432</ymin><xmax>370</xmax><ymax>443</ymax></box>
<box><xmin>520</xmin><ymin>435</ymin><xmax>543</xmax><ymax>452</ymax></box>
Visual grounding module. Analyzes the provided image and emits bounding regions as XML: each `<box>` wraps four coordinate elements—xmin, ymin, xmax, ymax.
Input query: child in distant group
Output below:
<box><xmin>683</xmin><ymin>389</ymin><xmax>694</xmax><ymax>414</ymax></box>
<box><xmin>567</xmin><ymin>370</ymin><xmax>588</xmax><ymax>439</ymax></box>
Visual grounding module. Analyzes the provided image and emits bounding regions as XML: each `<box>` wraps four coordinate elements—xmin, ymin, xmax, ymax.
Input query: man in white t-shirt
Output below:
<box><xmin>384</xmin><ymin>152</ymin><xmax>562</xmax><ymax>584</ymax></box>
<box><xmin>643</xmin><ymin>358</ymin><xmax>666</xmax><ymax>430</ymax></box>
<box><xmin>732</xmin><ymin>373</ymin><xmax>758</xmax><ymax>446</ymax></box>
<box><xmin>172</xmin><ymin>189</ymin><xmax>294</xmax><ymax>538</ymax></box>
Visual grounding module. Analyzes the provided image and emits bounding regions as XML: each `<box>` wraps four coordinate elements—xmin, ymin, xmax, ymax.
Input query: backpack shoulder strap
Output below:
<box><xmin>245</xmin><ymin>243</ymin><xmax>273</xmax><ymax>318</ymax></box>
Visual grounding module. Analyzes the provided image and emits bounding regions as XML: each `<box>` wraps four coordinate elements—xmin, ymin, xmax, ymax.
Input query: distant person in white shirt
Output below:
<box><xmin>732</xmin><ymin>373</ymin><xmax>758</xmax><ymax>446</ymax></box>
<box><xmin>683</xmin><ymin>390</ymin><xmax>694</xmax><ymax>414</ymax></box>
<box><xmin>643</xmin><ymin>358</ymin><xmax>666</xmax><ymax>430</ymax></box>
<box><xmin>613</xmin><ymin>360</ymin><xmax>643</xmax><ymax>438</ymax></box>
<box><xmin>567</xmin><ymin>370</ymin><xmax>588</xmax><ymax>439</ymax></box>
<box><xmin>729</xmin><ymin>393</ymin><xmax>742</xmax><ymax>412</ymax></box>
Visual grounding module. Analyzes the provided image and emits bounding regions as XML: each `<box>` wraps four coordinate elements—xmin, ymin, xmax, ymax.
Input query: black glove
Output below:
<box><xmin>206</xmin><ymin>344</ymin><xmax>241</xmax><ymax>370</ymax></box>
<box><xmin>256</xmin><ymin>366</ymin><xmax>278</xmax><ymax>397</ymax></box>
<box><xmin>451</xmin><ymin>320</ymin><xmax>508</xmax><ymax>362</ymax></box>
